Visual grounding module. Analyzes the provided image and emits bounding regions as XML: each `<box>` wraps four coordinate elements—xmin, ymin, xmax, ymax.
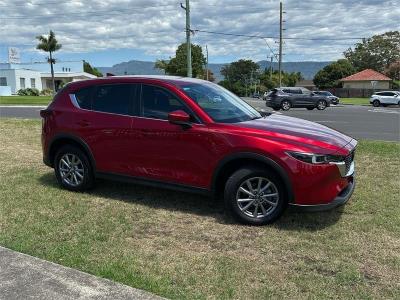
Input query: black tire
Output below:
<box><xmin>306</xmin><ymin>107</ymin><xmax>314</xmax><ymax>110</ymax></box>
<box><xmin>398</xmin><ymin>101</ymin><xmax>400</xmax><ymax>107</ymax></box>
<box><xmin>272</xmin><ymin>107</ymin><xmax>280</xmax><ymax>111</ymax></box>
<box><xmin>372</xmin><ymin>99</ymin><xmax>380</xmax><ymax>107</ymax></box>
<box><xmin>54</xmin><ymin>145</ymin><xmax>94</xmax><ymax>191</ymax></box>
<box><xmin>281</xmin><ymin>100</ymin><xmax>291</xmax><ymax>111</ymax></box>
<box><xmin>316</xmin><ymin>100</ymin><xmax>327</xmax><ymax>110</ymax></box>
<box><xmin>224</xmin><ymin>166</ymin><xmax>287</xmax><ymax>225</ymax></box>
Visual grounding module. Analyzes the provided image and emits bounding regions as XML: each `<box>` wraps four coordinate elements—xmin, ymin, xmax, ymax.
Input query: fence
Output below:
<box><xmin>326</xmin><ymin>88</ymin><xmax>400</xmax><ymax>98</ymax></box>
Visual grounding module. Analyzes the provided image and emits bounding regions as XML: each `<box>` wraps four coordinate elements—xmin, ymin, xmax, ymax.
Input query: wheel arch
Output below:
<box><xmin>47</xmin><ymin>134</ymin><xmax>96</xmax><ymax>170</ymax></box>
<box><xmin>211</xmin><ymin>152</ymin><xmax>294</xmax><ymax>203</ymax></box>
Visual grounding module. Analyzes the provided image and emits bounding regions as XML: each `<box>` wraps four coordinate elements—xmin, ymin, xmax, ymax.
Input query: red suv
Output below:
<box><xmin>41</xmin><ymin>76</ymin><xmax>356</xmax><ymax>225</ymax></box>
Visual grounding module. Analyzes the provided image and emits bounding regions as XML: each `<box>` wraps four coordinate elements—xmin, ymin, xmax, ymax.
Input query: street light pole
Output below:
<box><xmin>279</xmin><ymin>1</ymin><xmax>283</xmax><ymax>87</ymax></box>
<box><xmin>206</xmin><ymin>44</ymin><xmax>209</xmax><ymax>81</ymax></box>
<box><xmin>181</xmin><ymin>0</ymin><xmax>192</xmax><ymax>77</ymax></box>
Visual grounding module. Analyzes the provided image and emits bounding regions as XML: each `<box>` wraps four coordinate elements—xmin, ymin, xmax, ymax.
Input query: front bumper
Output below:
<box><xmin>290</xmin><ymin>178</ymin><xmax>355</xmax><ymax>212</ymax></box>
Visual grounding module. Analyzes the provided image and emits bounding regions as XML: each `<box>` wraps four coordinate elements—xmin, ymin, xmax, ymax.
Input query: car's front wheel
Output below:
<box><xmin>54</xmin><ymin>145</ymin><xmax>94</xmax><ymax>191</ymax></box>
<box><xmin>281</xmin><ymin>100</ymin><xmax>291</xmax><ymax>111</ymax></box>
<box><xmin>316</xmin><ymin>100</ymin><xmax>327</xmax><ymax>110</ymax></box>
<box><xmin>224</xmin><ymin>167</ymin><xmax>287</xmax><ymax>225</ymax></box>
<box><xmin>372</xmin><ymin>99</ymin><xmax>380</xmax><ymax>107</ymax></box>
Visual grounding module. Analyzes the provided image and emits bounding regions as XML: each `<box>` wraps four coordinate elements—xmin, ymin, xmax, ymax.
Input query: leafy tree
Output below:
<box><xmin>344</xmin><ymin>31</ymin><xmax>400</xmax><ymax>73</ymax></box>
<box><xmin>313</xmin><ymin>59</ymin><xmax>355</xmax><ymax>89</ymax></box>
<box><xmin>155</xmin><ymin>59</ymin><xmax>168</xmax><ymax>74</ymax></box>
<box><xmin>219</xmin><ymin>59</ymin><xmax>259</xmax><ymax>96</ymax></box>
<box><xmin>384</xmin><ymin>60</ymin><xmax>400</xmax><ymax>81</ymax></box>
<box><xmin>203</xmin><ymin>69</ymin><xmax>215</xmax><ymax>82</ymax></box>
<box><xmin>83</xmin><ymin>61</ymin><xmax>103</xmax><ymax>77</ymax></box>
<box><xmin>155</xmin><ymin>43</ymin><xmax>206</xmax><ymax>77</ymax></box>
<box><xmin>36</xmin><ymin>30</ymin><xmax>62</xmax><ymax>93</ymax></box>
<box><xmin>259</xmin><ymin>69</ymin><xmax>302</xmax><ymax>90</ymax></box>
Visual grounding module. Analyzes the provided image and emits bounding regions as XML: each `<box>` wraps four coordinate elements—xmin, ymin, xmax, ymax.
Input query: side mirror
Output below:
<box><xmin>168</xmin><ymin>110</ymin><xmax>191</xmax><ymax>128</ymax></box>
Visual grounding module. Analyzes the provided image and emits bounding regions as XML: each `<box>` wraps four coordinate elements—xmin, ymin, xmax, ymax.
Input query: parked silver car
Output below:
<box><xmin>370</xmin><ymin>91</ymin><xmax>400</xmax><ymax>107</ymax></box>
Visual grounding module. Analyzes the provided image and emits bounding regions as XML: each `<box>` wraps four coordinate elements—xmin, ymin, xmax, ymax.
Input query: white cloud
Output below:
<box><xmin>0</xmin><ymin>0</ymin><xmax>398</xmax><ymax>62</ymax></box>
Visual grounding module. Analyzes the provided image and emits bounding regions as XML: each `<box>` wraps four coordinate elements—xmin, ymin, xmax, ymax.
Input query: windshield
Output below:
<box><xmin>179</xmin><ymin>82</ymin><xmax>262</xmax><ymax>123</ymax></box>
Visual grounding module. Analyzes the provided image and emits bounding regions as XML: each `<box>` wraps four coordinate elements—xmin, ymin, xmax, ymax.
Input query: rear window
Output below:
<box><xmin>75</xmin><ymin>87</ymin><xmax>92</xmax><ymax>110</ymax></box>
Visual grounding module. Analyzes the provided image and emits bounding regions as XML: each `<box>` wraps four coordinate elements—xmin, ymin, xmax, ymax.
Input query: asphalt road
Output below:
<box><xmin>1</xmin><ymin>100</ymin><xmax>399</xmax><ymax>141</ymax></box>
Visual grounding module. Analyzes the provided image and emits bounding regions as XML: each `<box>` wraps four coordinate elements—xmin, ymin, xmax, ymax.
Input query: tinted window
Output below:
<box><xmin>142</xmin><ymin>85</ymin><xmax>190</xmax><ymax>120</ymax></box>
<box><xmin>93</xmin><ymin>84</ymin><xmax>132</xmax><ymax>115</ymax></box>
<box><xmin>179</xmin><ymin>82</ymin><xmax>261</xmax><ymax>123</ymax></box>
<box><xmin>75</xmin><ymin>87</ymin><xmax>92</xmax><ymax>109</ymax></box>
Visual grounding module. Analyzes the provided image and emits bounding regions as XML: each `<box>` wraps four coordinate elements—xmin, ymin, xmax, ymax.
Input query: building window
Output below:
<box><xmin>20</xmin><ymin>78</ymin><xmax>25</xmax><ymax>89</ymax></box>
<box><xmin>0</xmin><ymin>77</ymin><xmax>7</xmax><ymax>86</ymax></box>
<box><xmin>31</xmin><ymin>78</ymin><xmax>36</xmax><ymax>88</ymax></box>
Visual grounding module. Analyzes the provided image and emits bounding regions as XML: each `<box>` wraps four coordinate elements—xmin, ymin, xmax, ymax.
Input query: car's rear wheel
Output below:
<box><xmin>316</xmin><ymin>100</ymin><xmax>327</xmax><ymax>110</ymax></box>
<box><xmin>224</xmin><ymin>166</ymin><xmax>287</xmax><ymax>225</ymax></box>
<box><xmin>372</xmin><ymin>99</ymin><xmax>380</xmax><ymax>107</ymax></box>
<box><xmin>54</xmin><ymin>145</ymin><xmax>94</xmax><ymax>191</ymax></box>
<box><xmin>281</xmin><ymin>100</ymin><xmax>291</xmax><ymax>111</ymax></box>
<box><xmin>306</xmin><ymin>107</ymin><xmax>314</xmax><ymax>110</ymax></box>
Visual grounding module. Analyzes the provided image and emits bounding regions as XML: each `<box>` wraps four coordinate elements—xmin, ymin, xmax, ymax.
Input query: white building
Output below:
<box><xmin>0</xmin><ymin>61</ymin><xmax>97</xmax><ymax>95</ymax></box>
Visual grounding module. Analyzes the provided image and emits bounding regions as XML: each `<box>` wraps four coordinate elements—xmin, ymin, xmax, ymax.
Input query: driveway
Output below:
<box><xmin>0</xmin><ymin>246</ymin><xmax>164</xmax><ymax>300</ymax></box>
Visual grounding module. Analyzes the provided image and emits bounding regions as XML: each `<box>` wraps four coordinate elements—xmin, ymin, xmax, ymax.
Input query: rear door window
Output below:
<box><xmin>92</xmin><ymin>84</ymin><xmax>134</xmax><ymax>115</ymax></box>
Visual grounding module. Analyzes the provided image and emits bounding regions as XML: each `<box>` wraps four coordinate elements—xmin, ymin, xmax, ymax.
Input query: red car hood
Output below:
<box><xmin>236</xmin><ymin>114</ymin><xmax>354</xmax><ymax>154</ymax></box>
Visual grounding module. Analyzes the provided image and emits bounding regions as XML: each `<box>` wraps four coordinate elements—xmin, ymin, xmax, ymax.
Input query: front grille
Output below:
<box><xmin>344</xmin><ymin>150</ymin><xmax>355</xmax><ymax>175</ymax></box>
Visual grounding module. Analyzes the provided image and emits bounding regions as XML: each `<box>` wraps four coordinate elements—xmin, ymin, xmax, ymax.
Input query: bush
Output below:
<box><xmin>17</xmin><ymin>88</ymin><xmax>40</xmax><ymax>96</ymax></box>
<box><xmin>40</xmin><ymin>88</ymin><xmax>53</xmax><ymax>96</ymax></box>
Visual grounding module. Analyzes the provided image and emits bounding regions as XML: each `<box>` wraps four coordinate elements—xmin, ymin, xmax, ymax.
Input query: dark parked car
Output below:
<box><xmin>41</xmin><ymin>76</ymin><xmax>356</xmax><ymax>225</ymax></box>
<box><xmin>265</xmin><ymin>87</ymin><xmax>331</xmax><ymax>111</ymax></box>
<box><xmin>313</xmin><ymin>91</ymin><xmax>339</xmax><ymax>105</ymax></box>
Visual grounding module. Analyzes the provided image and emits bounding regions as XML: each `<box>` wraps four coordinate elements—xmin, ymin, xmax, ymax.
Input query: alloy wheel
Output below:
<box><xmin>236</xmin><ymin>177</ymin><xmax>279</xmax><ymax>219</ymax></box>
<box><xmin>317</xmin><ymin>100</ymin><xmax>327</xmax><ymax>110</ymax></box>
<box><xmin>58</xmin><ymin>153</ymin><xmax>85</xmax><ymax>187</ymax></box>
<box><xmin>281</xmin><ymin>101</ymin><xmax>291</xmax><ymax>111</ymax></box>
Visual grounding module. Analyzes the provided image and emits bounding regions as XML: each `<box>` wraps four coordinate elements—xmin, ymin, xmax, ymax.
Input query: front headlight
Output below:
<box><xmin>286</xmin><ymin>151</ymin><xmax>345</xmax><ymax>164</ymax></box>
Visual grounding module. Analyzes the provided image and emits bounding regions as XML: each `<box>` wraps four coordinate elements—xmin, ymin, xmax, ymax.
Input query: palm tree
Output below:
<box><xmin>36</xmin><ymin>30</ymin><xmax>62</xmax><ymax>93</ymax></box>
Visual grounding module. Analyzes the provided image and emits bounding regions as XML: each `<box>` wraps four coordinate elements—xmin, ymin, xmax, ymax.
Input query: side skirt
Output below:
<box><xmin>96</xmin><ymin>172</ymin><xmax>211</xmax><ymax>197</ymax></box>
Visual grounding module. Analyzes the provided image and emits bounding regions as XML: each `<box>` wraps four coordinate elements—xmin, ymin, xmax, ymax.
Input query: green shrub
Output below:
<box><xmin>17</xmin><ymin>88</ymin><xmax>40</xmax><ymax>96</ymax></box>
<box><xmin>40</xmin><ymin>88</ymin><xmax>53</xmax><ymax>96</ymax></box>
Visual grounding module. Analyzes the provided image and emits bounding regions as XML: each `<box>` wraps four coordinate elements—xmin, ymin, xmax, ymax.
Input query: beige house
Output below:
<box><xmin>340</xmin><ymin>69</ymin><xmax>392</xmax><ymax>89</ymax></box>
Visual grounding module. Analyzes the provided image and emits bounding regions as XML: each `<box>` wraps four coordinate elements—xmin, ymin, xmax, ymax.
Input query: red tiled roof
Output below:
<box><xmin>340</xmin><ymin>69</ymin><xmax>391</xmax><ymax>81</ymax></box>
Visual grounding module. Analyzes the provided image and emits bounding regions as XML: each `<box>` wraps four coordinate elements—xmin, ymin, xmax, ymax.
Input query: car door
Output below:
<box><xmin>127</xmin><ymin>83</ymin><xmax>213</xmax><ymax>188</ymax></box>
<box><xmin>387</xmin><ymin>92</ymin><xmax>397</xmax><ymax>104</ymax></box>
<box><xmin>72</xmin><ymin>83</ymin><xmax>137</xmax><ymax>175</ymax></box>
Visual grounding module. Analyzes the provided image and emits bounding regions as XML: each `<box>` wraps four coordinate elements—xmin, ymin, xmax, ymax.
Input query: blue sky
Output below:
<box><xmin>0</xmin><ymin>0</ymin><xmax>398</xmax><ymax>67</ymax></box>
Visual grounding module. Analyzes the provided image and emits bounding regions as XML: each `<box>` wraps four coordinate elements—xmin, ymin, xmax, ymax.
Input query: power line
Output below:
<box><xmin>193</xmin><ymin>29</ymin><xmax>365</xmax><ymax>41</ymax></box>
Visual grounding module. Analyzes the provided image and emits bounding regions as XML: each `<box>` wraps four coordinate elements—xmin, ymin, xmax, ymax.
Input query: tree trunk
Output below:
<box><xmin>49</xmin><ymin>51</ymin><xmax>55</xmax><ymax>93</ymax></box>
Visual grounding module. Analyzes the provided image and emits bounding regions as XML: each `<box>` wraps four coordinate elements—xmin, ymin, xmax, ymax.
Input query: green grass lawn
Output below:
<box><xmin>0</xmin><ymin>96</ymin><xmax>52</xmax><ymax>105</ymax></box>
<box><xmin>340</xmin><ymin>98</ymin><xmax>370</xmax><ymax>105</ymax></box>
<box><xmin>0</xmin><ymin>118</ymin><xmax>399</xmax><ymax>299</ymax></box>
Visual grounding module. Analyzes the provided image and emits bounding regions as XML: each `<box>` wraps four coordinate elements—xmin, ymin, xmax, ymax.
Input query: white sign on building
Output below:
<box><xmin>8</xmin><ymin>47</ymin><xmax>20</xmax><ymax>63</ymax></box>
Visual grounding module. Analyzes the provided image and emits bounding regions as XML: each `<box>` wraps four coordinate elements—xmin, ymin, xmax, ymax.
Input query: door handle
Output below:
<box><xmin>76</xmin><ymin>120</ymin><xmax>91</xmax><ymax>127</ymax></box>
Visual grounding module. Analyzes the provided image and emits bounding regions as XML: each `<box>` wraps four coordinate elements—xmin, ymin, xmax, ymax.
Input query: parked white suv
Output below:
<box><xmin>370</xmin><ymin>91</ymin><xmax>400</xmax><ymax>107</ymax></box>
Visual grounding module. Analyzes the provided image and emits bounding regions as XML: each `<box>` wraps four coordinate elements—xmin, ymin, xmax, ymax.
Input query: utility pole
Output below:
<box><xmin>181</xmin><ymin>0</ymin><xmax>192</xmax><ymax>77</ymax></box>
<box><xmin>205</xmin><ymin>44</ymin><xmax>209</xmax><ymax>81</ymax></box>
<box><xmin>279</xmin><ymin>1</ymin><xmax>283</xmax><ymax>87</ymax></box>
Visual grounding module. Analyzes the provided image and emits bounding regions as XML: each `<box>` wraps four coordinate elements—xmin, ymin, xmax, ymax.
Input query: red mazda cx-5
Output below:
<box><xmin>41</xmin><ymin>76</ymin><xmax>356</xmax><ymax>225</ymax></box>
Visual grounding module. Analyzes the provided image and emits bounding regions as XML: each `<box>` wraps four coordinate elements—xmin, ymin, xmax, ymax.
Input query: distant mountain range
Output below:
<box><xmin>97</xmin><ymin>60</ymin><xmax>332</xmax><ymax>81</ymax></box>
